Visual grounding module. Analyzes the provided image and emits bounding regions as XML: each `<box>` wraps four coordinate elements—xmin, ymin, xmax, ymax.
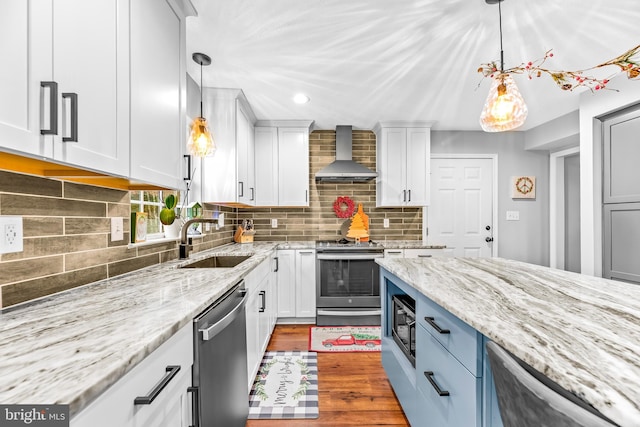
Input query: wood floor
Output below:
<box><xmin>245</xmin><ymin>324</ymin><xmax>409</xmax><ymax>427</ymax></box>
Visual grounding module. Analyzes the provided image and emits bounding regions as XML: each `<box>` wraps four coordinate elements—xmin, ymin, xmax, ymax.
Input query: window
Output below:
<box><xmin>130</xmin><ymin>190</ymin><xmax>180</xmax><ymax>240</ymax></box>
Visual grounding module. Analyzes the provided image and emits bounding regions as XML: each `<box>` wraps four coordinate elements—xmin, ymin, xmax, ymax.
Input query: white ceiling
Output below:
<box><xmin>186</xmin><ymin>0</ymin><xmax>640</xmax><ymax>131</ymax></box>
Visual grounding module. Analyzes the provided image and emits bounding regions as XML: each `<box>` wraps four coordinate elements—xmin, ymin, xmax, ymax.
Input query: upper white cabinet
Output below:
<box><xmin>0</xmin><ymin>0</ymin><xmax>194</xmax><ymax>188</ymax></box>
<box><xmin>201</xmin><ymin>89</ymin><xmax>257</xmax><ymax>205</ymax></box>
<box><xmin>374</xmin><ymin>121</ymin><xmax>434</xmax><ymax>207</ymax></box>
<box><xmin>0</xmin><ymin>0</ymin><xmax>129</xmax><ymax>176</ymax></box>
<box><xmin>129</xmin><ymin>0</ymin><xmax>193</xmax><ymax>189</ymax></box>
<box><xmin>254</xmin><ymin>121</ymin><xmax>313</xmax><ymax>207</ymax></box>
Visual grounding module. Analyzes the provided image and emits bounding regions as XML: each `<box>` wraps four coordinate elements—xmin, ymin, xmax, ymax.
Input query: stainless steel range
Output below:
<box><xmin>316</xmin><ymin>239</ymin><xmax>384</xmax><ymax>326</ymax></box>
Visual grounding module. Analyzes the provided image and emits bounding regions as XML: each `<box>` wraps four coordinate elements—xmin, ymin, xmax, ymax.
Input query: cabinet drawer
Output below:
<box><xmin>381</xmin><ymin>337</ymin><xmax>418</xmax><ymax>426</ymax></box>
<box><xmin>416</xmin><ymin>327</ymin><xmax>481</xmax><ymax>427</ymax></box>
<box><xmin>417</xmin><ymin>293</ymin><xmax>482</xmax><ymax>375</ymax></box>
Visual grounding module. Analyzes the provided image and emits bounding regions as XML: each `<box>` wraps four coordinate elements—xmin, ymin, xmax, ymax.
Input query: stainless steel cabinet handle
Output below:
<box><xmin>387</xmin><ymin>250</ymin><xmax>402</xmax><ymax>255</ymax></box>
<box><xmin>40</xmin><ymin>81</ymin><xmax>58</xmax><ymax>135</ymax></box>
<box><xmin>424</xmin><ymin>316</ymin><xmax>450</xmax><ymax>334</ymax></box>
<box><xmin>424</xmin><ymin>371</ymin><xmax>450</xmax><ymax>397</ymax></box>
<box><xmin>299</xmin><ymin>250</ymin><xmax>314</xmax><ymax>254</ymax></box>
<box><xmin>274</xmin><ymin>256</ymin><xmax>279</xmax><ymax>272</ymax></box>
<box><xmin>259</xmin><ymin>290</ymin><xmax>266</xmax><ymax>312</ymax></box>
<box><xmin>62</xmin><ymin>92</ymin><xmax>78</xmax><ymax>142</ymax></box>
<box><xmin>408</xmin><ymin>189</ymin><xmax>411</xmax><ymax>202</ymax></box>
<box><xmin>417</xmin><ymin>254</ymin><xmax>432</xmax><ymax>258</ymax></box>
<box><xmin>238</xmin><ymin>181</ymin><xmax>244</xmax><ymax>197</ymax></box>
<box><xmin>403</xmin><ymin>190</ymin><xmax>407</xmax><ymax>202</ymax></box>
<box><xmin>134</xmin><ymin>365</ymin><xmax>181</xmax><ymax>405</ymax></box>
<box><xmin>250</xmin><ymin>187</ymin><xmax>255</xmax><ymax>201</ymax></box>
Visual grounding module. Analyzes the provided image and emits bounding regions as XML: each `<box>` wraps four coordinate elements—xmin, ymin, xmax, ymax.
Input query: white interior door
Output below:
<box><xmin>428</xmin><ymin>157</ymin><xmax>494</xmax><ymax>257</ymax></box>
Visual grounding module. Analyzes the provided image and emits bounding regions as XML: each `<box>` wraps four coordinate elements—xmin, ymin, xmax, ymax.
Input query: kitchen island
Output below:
<box><xmin>377</xmin><ymin>256</ymin><xmax>640</xmax><ymax>427</ymax></box>
<box><xmin>0</xmin><ymin>242</ymin><xmax>287</xmax><ymax>417</ymax></box>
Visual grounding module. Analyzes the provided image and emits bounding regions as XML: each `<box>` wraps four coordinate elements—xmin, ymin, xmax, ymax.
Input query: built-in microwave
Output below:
<box><xmin>391</xmin><ymin>294</ymin><xmax>416</xmax><ymax>367</ymax></box>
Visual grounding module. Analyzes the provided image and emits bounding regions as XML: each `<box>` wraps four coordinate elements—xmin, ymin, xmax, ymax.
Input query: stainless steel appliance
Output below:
<box><xmin>191</xmin><ymin>282</ymin><xmax>248</xmax><ymax>427</ymax></box>
<box><xmin>316</xmin><ymin>239</ymin><xmax>384</xmax><ymax>325</ymax></box>
<box><xmin>391</xmin><ymin>294</ymin><xmax>416</xmax><ymax>367</ymax></box>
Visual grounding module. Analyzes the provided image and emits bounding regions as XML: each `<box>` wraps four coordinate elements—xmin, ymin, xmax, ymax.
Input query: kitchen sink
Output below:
<box><xmin>179</xmin><ymin>255</ymin><xmax>252</xmax><ymax>269</ymax></box>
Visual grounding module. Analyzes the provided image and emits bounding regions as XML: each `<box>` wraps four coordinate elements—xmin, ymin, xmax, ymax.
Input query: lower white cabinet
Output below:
<box><xmin>71</xmin><ymin>323</ymin><xmax>193</xmax><ymax>427</ymax></box>
<box><xmin>276</xmin><ymin>249</ymin><xmax>316</xmax><ymax>322</ymax></box>
<box><xmin>245</xmin><ymin>255</ymin><xmax>277</xmax><ymax>392</ymax></box>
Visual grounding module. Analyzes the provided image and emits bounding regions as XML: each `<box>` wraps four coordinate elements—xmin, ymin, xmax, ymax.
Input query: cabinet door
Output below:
<box><xmin>254</xmin><ymin>127</ymin><xmax>278</xmax><ymax>206</ymax></box>
<box><xmin>130</xmin><ymin>0</ymin><xmax>184</xmax><ymax>189</ymax></box>
<box><xmin>236</xmin><ymin>104</ymin><xmax>255</xmax><ymax>205</ymax></box>
<box><xmin>0</xmin><ymin>0</ymin><xmax>51</xmax><ymax>155</ymax></box>
<box><xmin>278</xmin><ymin>127</ymin><xmax>309</xmax><ymax>206</ymax></box>
<box><xmin>276</xmin><ymin>249</ymin><xmax>296</xmax><ymax>318</ymax></box>
<box><xmin>51</xmin><ymin>0</ymin><xmax>129</xmax><ymax>176</ymax></box>
<box><xmin>295</xmin><ymin>250</ymin><xmax>316</xmax><ymax>317</ymax></box>
<box><xmin>405</xmin><ymin>128</ymin><xmax>430</xmax><ymax>206</ymax></box>
<box><xmin>245</xmin><ymin>285</ymin><xmax>261</xmax><ymax>392</ymax></box>
<box><xmin>377</xmin><ymin>128</ymin><xmax>407</xmax><ymax>207</ymax></box>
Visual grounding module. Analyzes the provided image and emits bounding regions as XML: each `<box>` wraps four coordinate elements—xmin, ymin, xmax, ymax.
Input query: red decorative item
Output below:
<box><xmin>333</xmin><ymin>196</ymin><xmax>355</xmax><ymax>218</ymax></box>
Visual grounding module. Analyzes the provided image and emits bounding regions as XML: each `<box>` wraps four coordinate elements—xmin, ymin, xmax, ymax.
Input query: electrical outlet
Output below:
<box><xmin>110</xmin><ymin>217</ymin><xmax>123</xmax><ymax>242</ymax></box>
<box><xmin>218</xmin><ymin>213</ymin><xmax>225</xmax><ymax>227</ymax></box>
<box><xmin>271</xmin><ymin>219</ymin><xmax>278</xmax><ymax>228</ymax></box>
<box><xmin>383</xmin><ymin>218</ymin><xmax>390</xmax><ymax>228</ymax></box>
<box><xmin>0</xmin><ymin>216</ymin><xmax>24</xmax><ymax>254</ymax></box>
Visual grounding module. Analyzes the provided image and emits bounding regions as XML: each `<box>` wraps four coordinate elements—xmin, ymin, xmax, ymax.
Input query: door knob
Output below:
<box><xmin>485</xmin><ymin>237</ymin><xmax>494</xmax><ymax>242</ymax></box>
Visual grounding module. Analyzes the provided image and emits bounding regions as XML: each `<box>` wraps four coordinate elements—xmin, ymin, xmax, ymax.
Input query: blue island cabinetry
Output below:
<box><xmin>381</xmin><ymin>268</ymin><xmax>503</xmax><ymax>427</ymax></box>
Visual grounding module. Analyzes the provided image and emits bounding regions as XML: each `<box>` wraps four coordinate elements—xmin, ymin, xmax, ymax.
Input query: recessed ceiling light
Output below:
<box><xmin>293</xmin><ymin>93</ymin><xmax>310</xmax><ymax>104</ymax></box>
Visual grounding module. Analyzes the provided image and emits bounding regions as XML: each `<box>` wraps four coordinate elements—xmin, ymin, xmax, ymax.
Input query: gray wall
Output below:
<box><xmin>431</xmin><ymin>131</ymin><xmax>550</xmax><ymax>266</ymax></box>
<box><xmin>564</xmin><ymin>154</ymin><xmax>581</xmax><ymax>273</ymax></box>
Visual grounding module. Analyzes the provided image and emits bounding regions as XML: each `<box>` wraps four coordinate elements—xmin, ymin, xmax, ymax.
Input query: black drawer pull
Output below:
<box><xmin>424</xmin><ymin>316</ymin><xmax>450</xmax><ymax>334</ymax></box>
<box><xmin>134</xmin><ymin>365</ymin><xmax>181</xmax><ymax>405</ymax></box>
<box><xmin>424</xmin><ymin>371</ymin><xmax>450</xmax><ymax>397</ymax></box>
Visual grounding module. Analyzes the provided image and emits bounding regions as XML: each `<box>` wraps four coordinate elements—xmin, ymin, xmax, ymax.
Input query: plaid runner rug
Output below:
<box><xmin>248</xmin><ymin>351</ymin><xmax>319</xmax><ymax>419</ymax></box>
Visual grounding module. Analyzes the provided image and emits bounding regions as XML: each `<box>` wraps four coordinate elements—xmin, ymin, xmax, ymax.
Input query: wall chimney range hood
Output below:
<box><xmin>315</xmin><ymin>125</ymin><xmax>377</xmax><ymax>182</ymax></box>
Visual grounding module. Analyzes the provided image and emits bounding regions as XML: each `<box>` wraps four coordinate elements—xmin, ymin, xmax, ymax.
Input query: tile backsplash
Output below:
<box><xmin>0</xmin><ymin>129</ymin><xmax>421</xmax><ymax>307</ymax></box>
<box><xmin>0</xmin><ymin>170</ymin><xmax>234</xmax><ymax>308</ymax></box>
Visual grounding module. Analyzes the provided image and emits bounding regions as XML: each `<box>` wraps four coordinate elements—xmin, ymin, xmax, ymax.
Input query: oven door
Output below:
<box><xmin>316</xmin><ymin>252</ymin><xmax>382</xmax><ymax>325</ymax></box>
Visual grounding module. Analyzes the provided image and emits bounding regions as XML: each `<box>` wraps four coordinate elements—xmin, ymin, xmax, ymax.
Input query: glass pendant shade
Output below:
<box><xmin>187</xmin><ymin>116</ymin><xmax>216</xmax><ymax>157</ymax></box>
<box><xmin>480</xmin><ymin>74</ymin><xmax>528</xmax><ymax>132</ymax></box>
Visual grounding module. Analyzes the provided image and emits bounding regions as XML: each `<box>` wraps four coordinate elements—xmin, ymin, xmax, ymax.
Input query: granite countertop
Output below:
<box><xmin>377</xmin><ymin>256</ymin><xmax>640</xmax><ymax>427</ymax></box>
<box><xmin>0</xmin><ymin>242</ymin><xmax>281</xmax><ymax>417</ymax></box>
<box><xmin>379</xmin><ymin>240</ymin><xmax>446</xmax><ymax>249</ymax></box>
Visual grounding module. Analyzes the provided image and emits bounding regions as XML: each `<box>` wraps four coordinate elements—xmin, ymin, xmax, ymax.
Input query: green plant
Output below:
<box><xmin>159</xmin><ymin>194</ymin><xmax>177</xmax><ymax>226</ymax></box>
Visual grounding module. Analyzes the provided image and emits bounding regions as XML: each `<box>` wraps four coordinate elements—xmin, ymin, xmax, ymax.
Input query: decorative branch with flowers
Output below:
<box><xmin>478</xmin><ymin>44</ymin><xmax>640</xmax><ymax>92</ymax></box>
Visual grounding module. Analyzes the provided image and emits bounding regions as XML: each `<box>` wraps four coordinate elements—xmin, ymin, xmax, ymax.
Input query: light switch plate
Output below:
<box><xmin>0</xmin><ymin>216</ymin><xmax>24</xmax><ymax>254</ymax></box>
<box><xmin>218</xmin><ymin>213</ymin><xmax>225</xmax><ymax>228</ymax></box>
<box><xmin>383</xmin><ymin>218</ymin><xmax>390</xmax><ymax>228</ymax></box>
<box><xmin>271</xmin><ymin>218</ymin><xmax>278</xmax><ymax>228</ymax></box>
<box><xmin>506</xmin><ymin>211</ymin><xmax>520</xmax><ymax>221</ymax></box>
<box><xmin>110</xmin><ymin>217</ymin><xmax>124</xmax><ymax>241</ymax></box>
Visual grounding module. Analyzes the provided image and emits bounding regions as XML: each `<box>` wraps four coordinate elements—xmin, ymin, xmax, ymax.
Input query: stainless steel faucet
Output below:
<box><xmin>179</xmin><ymin>218</ymin><xmax>219</xmax><ymax>259</ymax></box>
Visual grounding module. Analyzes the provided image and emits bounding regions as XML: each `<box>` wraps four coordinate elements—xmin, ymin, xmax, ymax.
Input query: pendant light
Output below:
<box><xmin>479</xmin><ymin>0</ymin><xmax>528</xmax><ymax>132</ymax></box>
<box><xmin>187</xmin><ymin>52</ymin><xmax>216</xmax><ymax>157</ymax></box>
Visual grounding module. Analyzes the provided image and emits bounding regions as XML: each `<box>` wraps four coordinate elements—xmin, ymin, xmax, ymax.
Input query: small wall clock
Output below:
<box><xmin>511</xmin><ymin>176</ymin><xmax>536</xmax><ymax>199</ymax></box>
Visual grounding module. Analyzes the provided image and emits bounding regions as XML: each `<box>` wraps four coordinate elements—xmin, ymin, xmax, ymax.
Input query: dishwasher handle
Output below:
<box><xmin>199</xmin><ymin>290</ymin><xmax>248</xmax><ymax>341</ymax></box>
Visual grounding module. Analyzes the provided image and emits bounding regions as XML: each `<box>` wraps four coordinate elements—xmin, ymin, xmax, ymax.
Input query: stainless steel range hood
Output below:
<box><xmin>315</xmin><ymin>125</ymin><xmax>377</xmax><ymax>182</ymax></box>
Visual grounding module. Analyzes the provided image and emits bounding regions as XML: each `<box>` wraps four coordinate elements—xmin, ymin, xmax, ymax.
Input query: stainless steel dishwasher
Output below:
<box><xmin>191</xmin><ymin>281</ymin><xmax>248</xmax><ymax>427</ymax></box>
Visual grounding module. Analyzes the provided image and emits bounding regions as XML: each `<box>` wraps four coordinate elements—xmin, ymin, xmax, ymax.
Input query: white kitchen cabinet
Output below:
<box><xmin>71</xmin><ymin>323</ymin><xmax>193</xmax><ymax>427</ymax></box>
<box><xmin>201</xmin><ymin>89</ymin><xmax>257</xmax><ymax>205</ymax></box>
<box><xmin>384</xmin><ymin>248</ymin><xmax>450</xmax><ymax>258</ymax></box>
<box><xmin>276</xmin><ymin>248</ymin><xmax>317</xmax><ymax>322</ymax></box>
<box><xmin>245</xmin><ymin>255</ymin><xmax>277</xmax><ymax>392</ymax></box>
<box><xmin>295</xmin><ymin>249</ymin><xmax>317</xmax><ymax>318</ymax></box>
<box><xmin>0</xmin><ymin>0</ymin><xmax>194</xmax><ymax>188</ymax></box>
<box><xmin>254</xmin><ymin>121</ymin><xmax>313</xmax><ymax>207</ymax></box>
<box><xmin>129</xmin><ymin>0</ymin><xmax>193</xmax><ymax>189</ymax></box>
<box><xmin>375</xmin><ymin>121</ymin><xmax>434</xmax><ymax>207</ymax></box>
<box><xmin>0</xmin><ymin>0</ymin><xmax>129</xmax><ymax>176</ymax></box>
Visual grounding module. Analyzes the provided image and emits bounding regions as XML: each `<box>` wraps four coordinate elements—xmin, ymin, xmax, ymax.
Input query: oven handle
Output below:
<box><xmin>316</xmin><ymin>253</ymin><xmax>383</xmax><ymax>260</ymax></box>
<box><xmin>317</xmin><ymin>309</ymin><xmax>382</xmax><ymax>317</ymax></box>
